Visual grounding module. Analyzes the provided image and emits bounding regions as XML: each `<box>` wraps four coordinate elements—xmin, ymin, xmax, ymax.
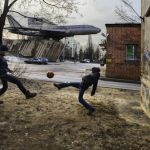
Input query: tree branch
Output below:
<box><xmin>121</xmin><ymin>0</ymin><xmax>140</xmax><ymax>18</ymax></box>
<box><xmin>43</xmin><ymin>0</ymin><xmax>65</xmax><ymax>9</ymax></box>
<box><xmin>43</xmin><ymin>0</ymin><xmax>80</xmax><ymax>10</ymax></box>
<box><xmin>8</xmin><ymin>0</ymin><xmax>18</xmax><ymax>9</ymax></box>
<box><xmin>8</xmin><ymin>10</ymin><xmax>55</xmax><ymax>25</ymax></box>
<box><xmin>115</xmin><ymin>0</ymin><xmax>141</xmax><ymax>24</ymax></box>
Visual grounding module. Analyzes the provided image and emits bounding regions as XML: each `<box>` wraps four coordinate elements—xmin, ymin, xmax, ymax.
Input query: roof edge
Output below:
<box><xmin>105</xmin><ymin>23</ymin><xmax>141</xmax><ymax>27</ymax></box>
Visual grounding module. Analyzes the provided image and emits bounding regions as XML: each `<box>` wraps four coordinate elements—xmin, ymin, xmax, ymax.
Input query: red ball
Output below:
<box><xmin>47</xmin><ymin>71</ymin><xmax>54</xmax><ymax>78</ymax></box>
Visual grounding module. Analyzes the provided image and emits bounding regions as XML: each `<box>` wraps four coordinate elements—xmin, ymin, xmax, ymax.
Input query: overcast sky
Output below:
<box><xmin>7</xmin><ymin>0</ymin><xmax>141</xmax><ymax>46</ymax></box>
<box><xmin>66</xmin><ymin>0</ymin><xmax>141</xmax><ymax>46</ymax></box>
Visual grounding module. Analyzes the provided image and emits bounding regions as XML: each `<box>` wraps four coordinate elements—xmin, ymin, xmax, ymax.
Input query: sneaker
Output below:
<box><xmin>87</xmin><ymin>108</ymin><xmax>95</xmax><ymax>115</ymax></box>
<box><xmin>26</xmin><ymin>93</ymin><xmax>37</xmax><ymax>99</ymax></box>
<box><xmin>0</xmin><ymin>101</ymin><xmax>3</xmax><ymax>104</ymax></box>
<box><xmin>53</xmin><ymin>83</ymin><xmax>61</xmax><ymax>90</ymax></box>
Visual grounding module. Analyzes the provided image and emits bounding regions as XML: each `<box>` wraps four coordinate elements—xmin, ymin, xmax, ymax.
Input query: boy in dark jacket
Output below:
<box><xmin>54</xmin><ymin>67</ymin><xmax>100</xmax><ymax>115</ymax></box>
<box><xmin>0</xmin><ymin>45</ymin><xmax>37</xmax><ymax>104</ymax></box>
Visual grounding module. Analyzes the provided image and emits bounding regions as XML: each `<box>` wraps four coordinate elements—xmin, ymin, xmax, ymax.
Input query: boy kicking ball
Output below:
<box><xmin>54</xmin><ymin>67</ymin><xmax>100</xmax><ymax>115</ymax></box>
<box><xmin>0</xmin><ymin>45</ymin><xmax>37</xmax><ymax>104</ymax></box>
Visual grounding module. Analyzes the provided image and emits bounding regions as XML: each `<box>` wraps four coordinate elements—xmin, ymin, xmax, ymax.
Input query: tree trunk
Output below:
<box><xmin>0</xmin><ymin>0</ymin><xmax>9</xmax><ymax>45</ymax></box>
<box><xmin>0</xmin><ymin>0</ymin><xmax>18</xmax><ymax>45</ymax></box>
<box><xmin>0</xmin><ymin>15</ymin><xmax>6</xmax><ymax>45</ymax></box>
<box><xmin>0</xmin><ymin>29</ymin><xmax>3</xmax><ymax>45</ymax></box>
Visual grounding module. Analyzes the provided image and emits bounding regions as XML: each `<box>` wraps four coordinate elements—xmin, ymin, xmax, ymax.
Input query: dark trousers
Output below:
<box><xmin>59</xmin><ymin>82</ymin><xmax>93</xmax><ymax>110</ymax></box>
<box><xmin>0</xmin><ymin>74</ymin><xmax>28</xmax><ymax>96</ymax></box>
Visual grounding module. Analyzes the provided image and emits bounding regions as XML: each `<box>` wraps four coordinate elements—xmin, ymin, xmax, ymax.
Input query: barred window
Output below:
<box><xmin>126</xmin><ymin>45</ymin><xmax>138</xmax><ymax>60</ymax></box>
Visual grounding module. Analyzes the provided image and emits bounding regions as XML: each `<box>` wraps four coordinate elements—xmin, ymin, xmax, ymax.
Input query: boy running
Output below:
<box><xmin>0</xmin><ymin>45</ymin><xmax>37</xmax><ymax>104</ymax></box>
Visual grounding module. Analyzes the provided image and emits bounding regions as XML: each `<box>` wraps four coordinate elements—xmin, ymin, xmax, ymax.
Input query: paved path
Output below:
<box><xmin>22</xmin><ymin>73</ymin><xmax>141</xmax><ymax>91</ymax></box>
<box><xmin>6</xmin><ymin>61</ymin><xmax>140</xmax><ymax>91</ymax></box>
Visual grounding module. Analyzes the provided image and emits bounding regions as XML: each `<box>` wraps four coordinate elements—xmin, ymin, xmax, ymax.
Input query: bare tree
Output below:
<box><xmin>115</xmin><ymin>0</ymin><xmax>142</xmax><ymax>23</ymax></box>
<box><xmin>79</xmin><ymin>48</ymin><xmax>83</xmax><ymax>60</ymax></box>
<box><xmin>0</xmin><ymin>0</ymin><xmax>83</xmax><ymax>45</ymax></box>
<box><xmin>93</xmin><ymin>46</ymin><xmax>100</xmax><ymax>62</ymax></box>
<box><xmin>85</xmin><ymin>35</ymin><xmax>94</xmax><ymax>61</ymax></box>
<box><xmin>9</xmin><ymin>60</ymin><xmax>28</xmax><ymax>77</ymax></box>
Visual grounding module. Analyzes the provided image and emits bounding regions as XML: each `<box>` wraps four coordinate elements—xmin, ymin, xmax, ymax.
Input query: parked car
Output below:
<box><xmin>80</xmin><ymin>59</ymin><xmax>90</xmax><ymax>63</ymax></box>
<box><xmin>38</xmin><ymin>58</ymin><xmax>48</xmax><ymax>64</ymax></box>
<box><xmin>100</xmin><ymin>61</ymin><xmax>105</xmax><ymax>66</ymax></box>
<box><xmin>25</xmin><ymin>58</ymin><xmax>48</xmax><ymax>65</ymax></box>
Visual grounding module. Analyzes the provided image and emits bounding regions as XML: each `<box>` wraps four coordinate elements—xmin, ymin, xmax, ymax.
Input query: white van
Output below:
<box><xmin>80</xmin><ymin>59</ymin><xmax>90</xmax><ymax>63</ymax></box>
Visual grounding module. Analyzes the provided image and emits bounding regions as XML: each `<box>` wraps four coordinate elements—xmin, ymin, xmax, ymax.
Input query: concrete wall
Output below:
<box><xmin>3</xmin><ymin>39</ymin><xmax>65</xmax><ymax>62</ymax></box>
<box><xmin>141</xmin><ymin>0</ymin><xmax>150</xmax><ymax>117</ymax></box>
<box><xmin>106</xmin><ymin>24</ymin><xmax>141</xmax><ymax>80</ymax></box>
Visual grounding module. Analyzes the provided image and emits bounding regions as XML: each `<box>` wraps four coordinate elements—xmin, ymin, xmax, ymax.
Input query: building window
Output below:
<box><xmin>126</xmin><ymin>45</ymin><xmax>138</xmax><ymax>60</ymax></box>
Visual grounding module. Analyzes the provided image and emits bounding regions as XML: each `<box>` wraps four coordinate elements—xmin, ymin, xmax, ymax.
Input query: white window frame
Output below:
<box><xmin>126</xmin><ymin>45</ymin><xmax>138</xmax><ymax>60</ymax></box>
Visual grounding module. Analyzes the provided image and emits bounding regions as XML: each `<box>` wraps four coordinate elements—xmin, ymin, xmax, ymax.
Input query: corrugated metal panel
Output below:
<box><xmin>3</xmin><ymin>39</ymin><xmax>65</xmax><ymax>62</ymax></box>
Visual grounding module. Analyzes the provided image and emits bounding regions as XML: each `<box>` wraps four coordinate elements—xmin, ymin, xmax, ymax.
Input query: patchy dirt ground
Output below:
<box><xmin>0</xmin><ymin>79</ymin><xmax>150</xmax><ymax>150</ymax></box>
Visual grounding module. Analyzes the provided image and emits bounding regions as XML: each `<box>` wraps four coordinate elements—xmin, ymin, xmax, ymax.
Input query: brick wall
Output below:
<box><xmin>105</xmin><ymin>24</ymin><xmax>141</xmax><ymax>80</ymax></box>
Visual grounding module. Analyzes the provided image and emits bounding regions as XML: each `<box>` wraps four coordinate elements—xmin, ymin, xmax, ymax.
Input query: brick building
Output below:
<box><xmin>105</xmin><ymin>23</ymin><xmax>141</xmax><ymax>80</ymax></box>
<box><xmin>141</xmin><ymin>1</ymin><xmax>150</xmax><ymax>117</ymax></box>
